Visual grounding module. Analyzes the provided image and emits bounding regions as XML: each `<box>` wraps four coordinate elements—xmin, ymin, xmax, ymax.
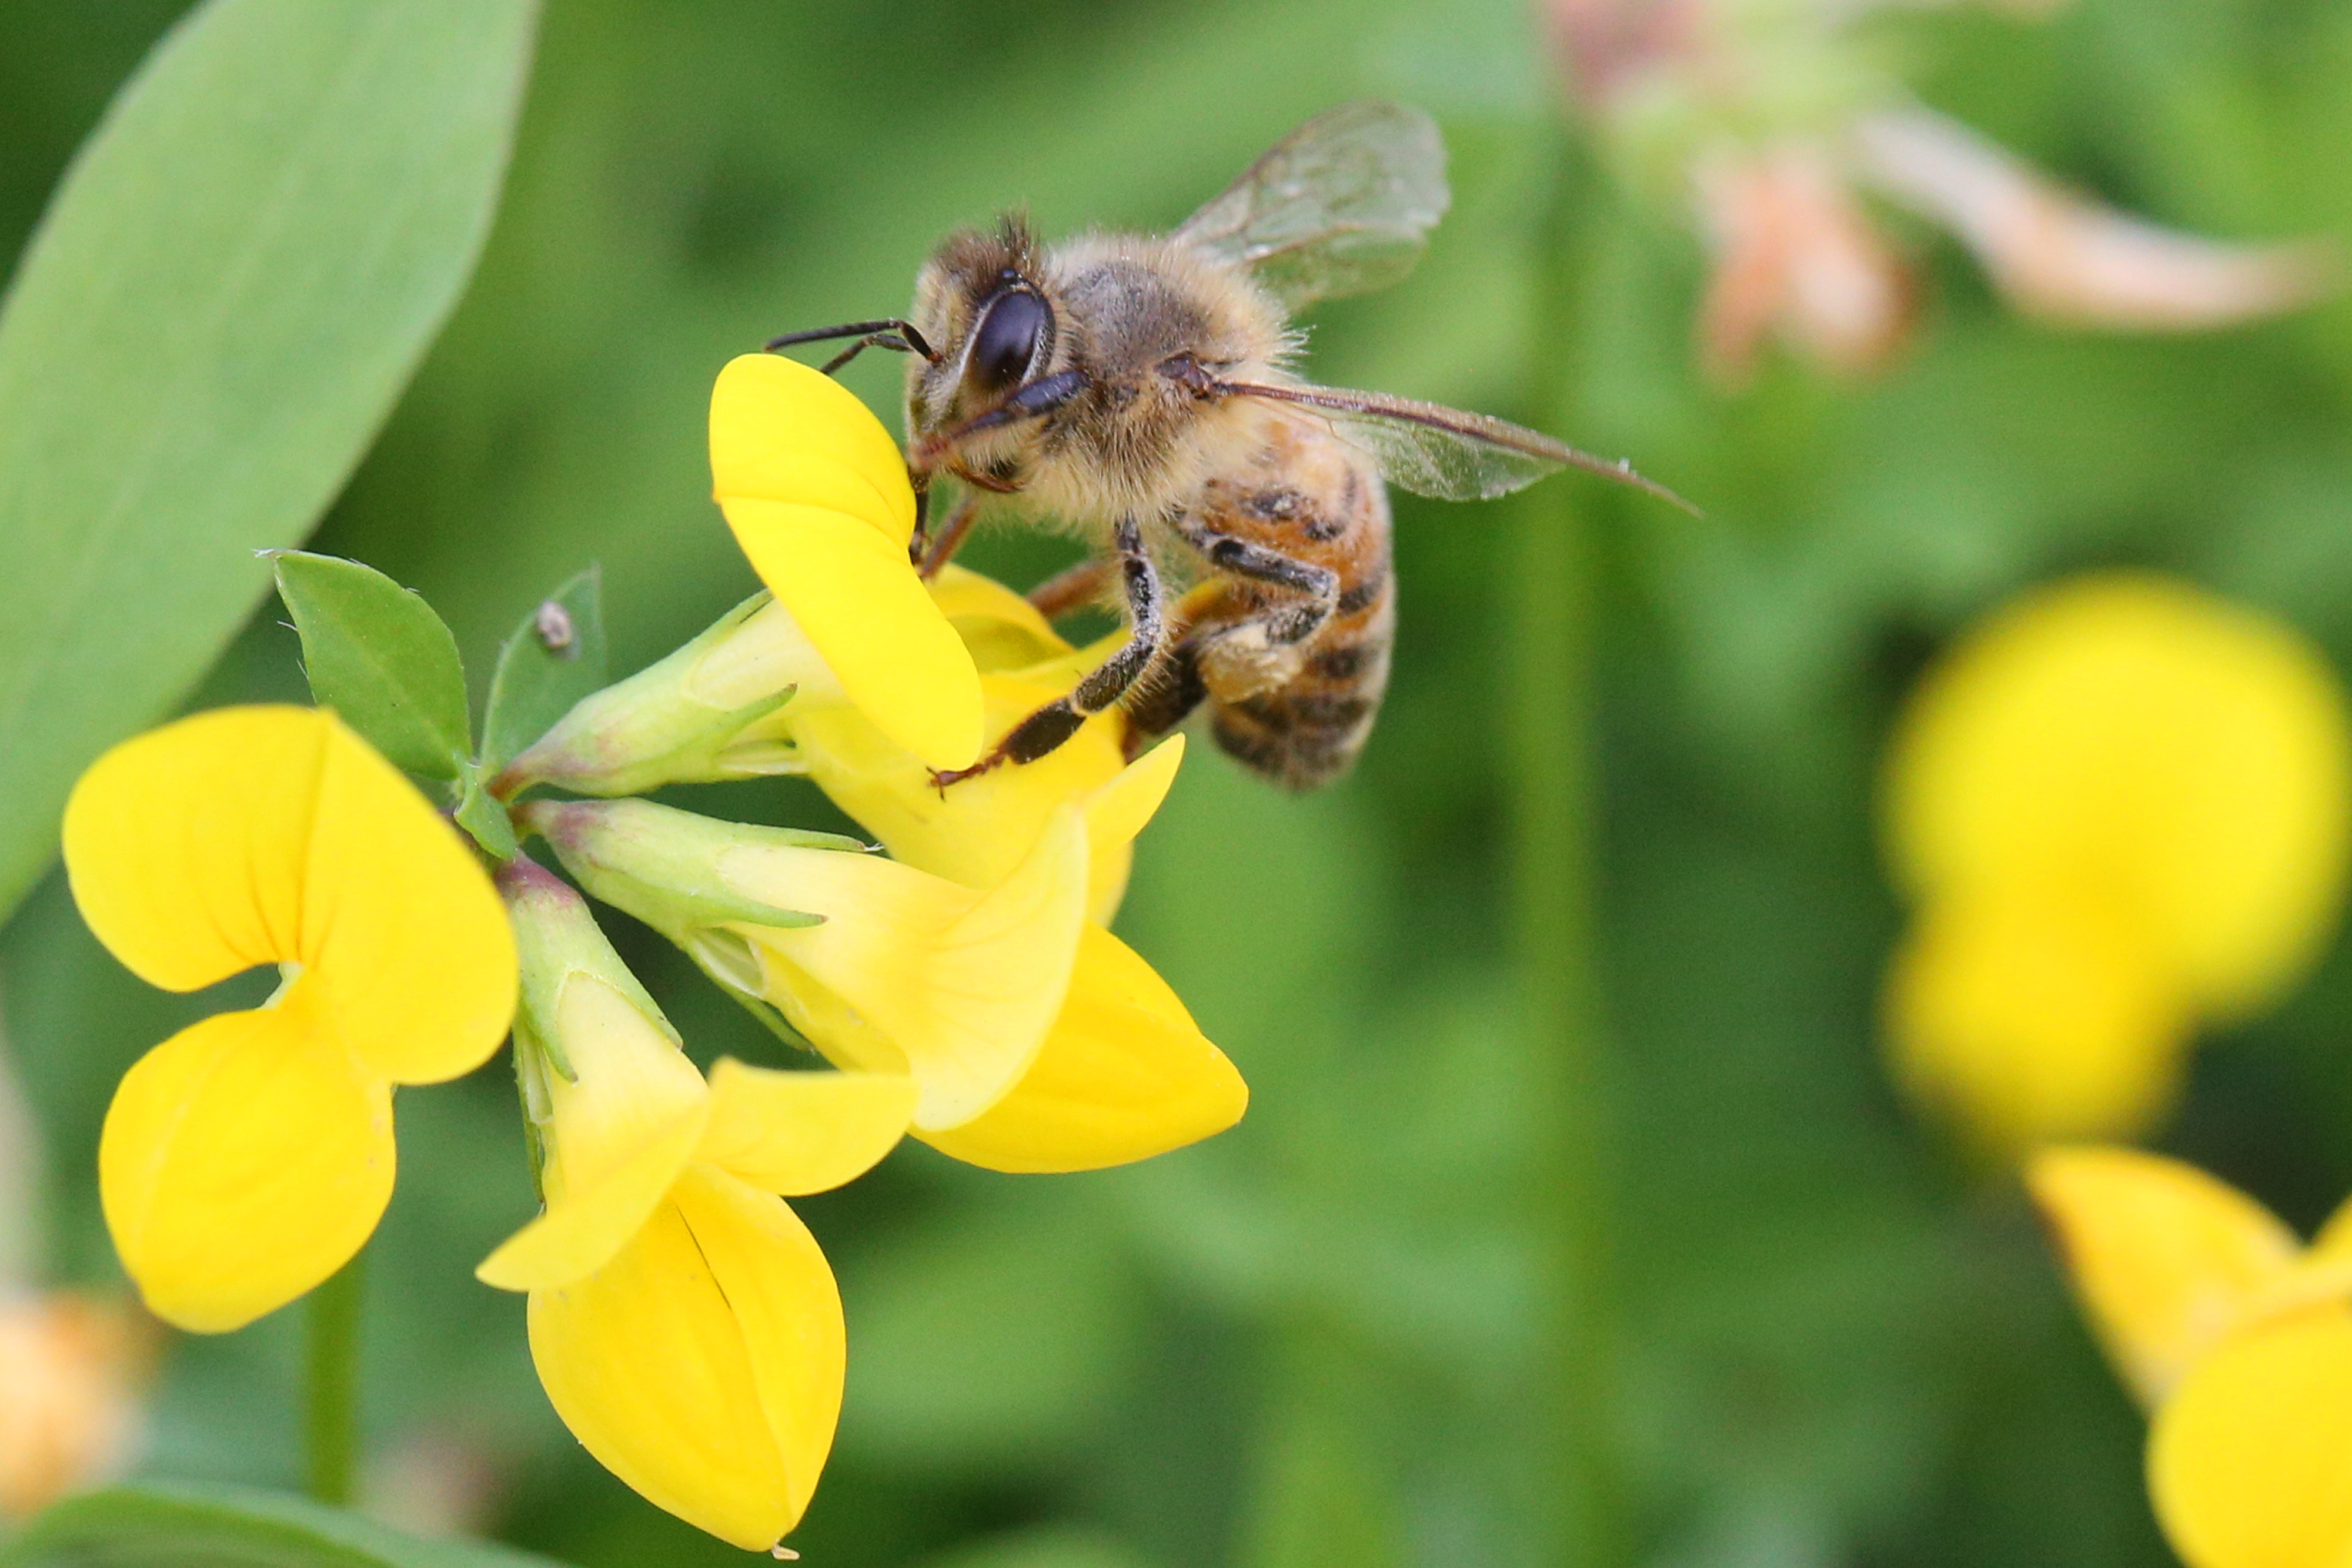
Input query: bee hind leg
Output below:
<box><xmin>931</xmin><ymin>518</ymin><xmax>1165</xmax><ymax>788</ymax></box>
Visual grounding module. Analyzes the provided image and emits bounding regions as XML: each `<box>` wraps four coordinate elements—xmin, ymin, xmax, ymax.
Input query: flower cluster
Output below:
<box><xmin>1879</xmin><ymin>573</ymin><xmax>2352</xmax><ymax>1158</ymax></box>
<box><xmin>2034</xmin><ymin>1147</ymin><xmax>2352</xmax><ymax>1568</ymax></box>
<box><xmin>59</xmin><ymin>352</ymin><xmax>1243</xmax><ymax>1551</ymax></box>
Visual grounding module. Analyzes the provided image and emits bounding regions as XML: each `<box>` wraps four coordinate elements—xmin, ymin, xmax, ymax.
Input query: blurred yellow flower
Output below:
<box><xmin>483</xmin><ymin>860</ymin><xmax>912</xmax><ymax>1552</ymax></box>
<box><xmin>0</xmin><ymin>1291</ymin><xmax>149</xmax><ymax>1519</ymax></box>
<box><xmin>2030</xmin><ymin>1146</ymin><xmax>2352</xmax><ymax>1568</ymax></box>
<box><xmin>1881</xmin><ymin>574</ymin><xmax>2352</xmax><ymax>1155</ymax></box>
<box><xmin>62</xmin><ymin>707</ymin><xmax>516</xmax><ymax>1332</ymax></box>
<box><xmin>710</xmin><ymin>352</ymin><xmax>984</xmax><ymax>773</ymax></box>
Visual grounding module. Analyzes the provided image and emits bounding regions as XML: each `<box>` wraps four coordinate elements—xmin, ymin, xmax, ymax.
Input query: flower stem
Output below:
<box><xmin>1508</xmin><ymin>131</ymin><xmax>1624</xmax><ymax>1566</ymax></box>
<box><xmin>304</xmin><ymin>1248</ymin><xmax>366</xmax><ymax>1507</ymax></box>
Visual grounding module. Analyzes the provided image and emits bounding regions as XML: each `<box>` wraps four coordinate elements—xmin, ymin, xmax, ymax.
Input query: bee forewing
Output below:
<box><xmin>1173</xmin><ymin>101</ymin><xmax>1449</xmax><ymax>312</ymax></box>
<box><xmin>1220</xmin><ymin>381</ymin><xmax>1700</xmax><ymax>513</ymax></box>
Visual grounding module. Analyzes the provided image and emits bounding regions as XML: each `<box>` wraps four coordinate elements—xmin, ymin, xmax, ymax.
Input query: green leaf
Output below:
<box><xmin>0</xmin><ymin>0</ymin><xmax>539</xmax><ymax>921</ymax></box>
<box><xmin>481</xmin><ymin>566</ymin><xmax>609</xmax><ymax>774</ymax></box>
<box><xmin>452</xmin><ymin>761</ymin><xmax>520</xmax><ymax>861</ymax></box>
<box><xmin>272</xmin><ymin>553</ymin><xmax>470</xmax><ymax>780</ymax></box>
<box><xmin>0</xmin><ymin>1481</ymin><xmax>571</xmax><ymax>1568</ymax></box>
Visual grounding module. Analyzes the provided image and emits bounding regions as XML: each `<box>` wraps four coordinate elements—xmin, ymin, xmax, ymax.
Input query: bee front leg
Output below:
<box><xmin>931</xmin><ymin>517</ymin><xmax>1164</xmax><ymax>788</ymax></box>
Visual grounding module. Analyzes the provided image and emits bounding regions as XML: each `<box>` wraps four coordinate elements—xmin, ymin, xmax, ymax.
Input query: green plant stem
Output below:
<box><xmin>1509</xmin><ymin>134</ymin><xmax>1623</xmax><ymax>1567</ymax></box>
<box><xmin>305</xmin><ymin>1249</ymin><xmax>366</xmax><ymax>1507</ymax></box>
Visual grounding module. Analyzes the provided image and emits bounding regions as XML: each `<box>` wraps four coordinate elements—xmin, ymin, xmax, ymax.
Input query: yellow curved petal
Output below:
<box><xmin>927</xmin><ymin>563</ymin><xmax>1071</xmax><ymax>673</ymax></box>
<box><xmin>1884</xmin><ymin>884</ymin><xmax>2189</xmax><ymax>1155</ymax></box>
<box><xmin>792</xmin><ymin>671</ymin><xmax>1130</xmax><ymax>921</ymax></box>
<box><xmin>1085</xmin><ymin>735</ymin><xmax>1185</xmax><ymax>864</ymax></box>
<box><xmin>526</xmin><ymin>1197</ymin><xmax>796</xmax><ymax>1552</ymax></box>
<box><xmin>2026</xmin><ymin>1146</ymin><xmax>2301</xmax><ymax>1407</ymax></box>
<box><xmin>672</xmin><ymin>1166</ymin><xmax>844</xmax><ymax>1532</ymax></box>
<box><xmin>737</xmin><ymin>808</ymin><xmax>1091</xmax><ymax>1130</ymax></box>
<box><xmin>709</xmin><ymin>354</ymin><xmax>913</xmax><ymax>541</ymax></box>
<box><xmin>302</xmin><ymin>717</ymin><xmax>516</xmax><ymax>1085</ymax></box>
<box><xmin>2149</xmin><ymin>1309</ymin><xmax>2352</xmax><ymax>1568</ymax></box>
<box><xmin>697</xmin><ymin>1060</ymin><xmax>914</xmax><ymax>1195</ymax></box>
<box><xmin>721</xmin><ymin>497</ymin><xmax>982</xmax><ymax>773</ymax></box>
<box><xmin>99</xmin><ymin>1006</ymin><xmax>392</xmax><ymax>1333</ymax></box>
<box><xmin>921</xmin><ymin>923</ymin><xmax>1247</xmax><ymax>1173</ymax></box>
<box><xmin>476</xmin><ymin>1100</ymin><xmax>707</xmax><ymax>1293</ymax></box>
<box><xmin>64</xmin><ymin>706</ymin><xmax>329</xmax><ymax>991</ymax></box>
<box><xmin>1885</xmin><ymin>572</ymin><xmax>2352</xmax><ymax>1017</ymax></box>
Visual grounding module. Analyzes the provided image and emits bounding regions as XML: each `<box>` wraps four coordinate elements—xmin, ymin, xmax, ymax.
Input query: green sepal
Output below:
<box><xmin>482</xmin><ymin>566</ymin><xmax>608</xmax><ymax>775</ymax></box>
<box><xmin>452</xmin><ymin>760</ymin><xmax>519</xmax><ymax>861</ymax></box>
<box><xmin>0</xmin><ymin>1480</ymin><xmax>572</xmax><ymax>1568</ymax></box>
<box><xmin>271</xmin><ymin>551</ymin><xmax>470</xmax><ymax>781</ymax></box>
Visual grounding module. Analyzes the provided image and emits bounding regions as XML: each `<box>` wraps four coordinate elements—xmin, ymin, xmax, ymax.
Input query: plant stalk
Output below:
<box><xmin>304</xmin><ymin>1248</ymin><xmax>366</xmax><ymax>1507</ymax></box>
<box><xmin>1509</xmin><ymin>132</ymin><xmax>1624</xmax><ymax>1567</ymax></box>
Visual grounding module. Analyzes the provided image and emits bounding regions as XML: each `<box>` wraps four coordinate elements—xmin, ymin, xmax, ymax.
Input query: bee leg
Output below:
<box><xmin>1027</xmin><ymin>556</ymin><xmax>1113</xmax><ymax>618</ymax></box>
<box><xmin>931</xmin><ymin>518</ymin><xmax>1163</xmax><ymax>788</ymax></box>
<box><xmin>917</xmin><ymin>493</ymin><xmax>981</xmax><ymax>577</ymax></box>
<box><xmin>1167</xmin><ymin>519</ymin><xmax>1339</xmax><ymax>696</ymax></box>
<box><xmin>1121</xmin><ymin>636</ymin><xmax>1207</xmax><ymax>755</ymax></box>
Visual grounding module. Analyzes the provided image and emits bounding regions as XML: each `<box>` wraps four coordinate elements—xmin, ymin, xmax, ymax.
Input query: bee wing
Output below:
<box><xmin>1222</xmin><ymin>381</ymin><xmax>1701</xmax><ymax>513</ymax></box>
<box><xmin>1172</xmin><ymin>101</ymin><xmax>1449</xmax><ymax>312</ymax></box>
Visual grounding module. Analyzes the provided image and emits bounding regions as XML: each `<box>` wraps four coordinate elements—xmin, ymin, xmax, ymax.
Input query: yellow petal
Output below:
<box><xmin>1085</xmin><ymin>735</ymin><xmax>1185</xmax><ymax>865</ymax></box>
<box><xmin>526</xmin><ymin>1194</ymin><xmax>799</xmax><ymax>1551</ymax></box>
<box><xmin>476</xmin><ymin>1100</ymin><xmax>707</xmax><ymax>1294</ymax></box>
<box><xmin>2149</xmin><ymin>1309</ymin><xmax>2352</xmax><ymax>1568</ymax></box>
<box><xmin>927</xmin><ymin>563</ymin><xmax>1071</xmax><ymax>673</ymax></box>
<box><xmin>697</xmin><ymin>1060</ymin><xmax>914</xmax><ymax>1195</ymax></box>
<box><xmin>710</xmin><ymin>353</ymin><xmax>914</xmax><ymax>542</ymax></box>
<box><xmin>1884</xmin><ymin>882</ymin><xmax>2189</xmax><ymax>1155</ymax></box>
<box><xmin>738</xmin><ymin>808</ymin><xmax>1091</xmax><ymax>1130</ymax></box>
<box><xmin>921</xmin><ymin>923</ymin><xmax>1247</xmax><ymax>1173</ymax></box>
<box><xmin>791</xmin><ymin>671</ymin><xmax>1131</xmax><ymax>922</ymax></box>
<box><xmin>2026</xmin><ymin>1146</ymin><xmax>2301</xmax><ymax>1407</ymax></box>
<box><xmin>62</xmin><ymin>707</ymin><xmax>515</xmax><ymax>1086</ymax></box>
<box><xmin>532</xmin><ymin>974</ymin><xmax>709</xmax><ymax>1202</ymax></box>
<box><xmin>302</xmin><ymin>716</ymin><xmax>516</xmax><ymax>1085</ymax></box>
<box><xmin>64</xmin><ymin>707</ymin><xmax>328</xmax><ymax>991</ymax></box>
<box><xmin>1885</xmin><ymin>572</ymin><xmax>2352</xmax><ymax>1017</ymax></box>
<box><xmin>672</xmin><ymin>1166</ymin><xmax>844</xmax><ymax>1531</ymax></box>
<box><xmin>721</xmin><ymin>497</ymin><xmax>982</xmax><ymax>773</ymax></box>
<box><xmin>99</xmin><ymin>1006</ymin><xmax>391</xmax><ymax>1333</ymax></box>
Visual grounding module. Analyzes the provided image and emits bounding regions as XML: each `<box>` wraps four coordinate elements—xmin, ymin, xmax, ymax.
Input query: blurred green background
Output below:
<box><xmin>9</xmin><ymin>1</ymin><xmax>2352</xmax><ymax>1564</ymax></box>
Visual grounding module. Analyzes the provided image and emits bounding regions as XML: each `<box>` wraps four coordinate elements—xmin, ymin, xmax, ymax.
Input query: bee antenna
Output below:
<box><xmin>764</xmin><ymin>319</ymin><xmax>940</xmax><ymax>366</ymax></box>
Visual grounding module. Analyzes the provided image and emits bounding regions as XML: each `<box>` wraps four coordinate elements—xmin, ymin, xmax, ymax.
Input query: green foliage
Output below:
<box><xmin>0</xmin><ymin>1483</ymin><xmax>567</xmax><ymax>1568</ymax></box>
<box><xmin>0</xmin><ymin>0</ymin><xmax>538</xmax><ymax>922</ymax></box>
<box><xmin>482</xmin><ymin>568</ymin><xmax>609</xmax><ymax>774</ymax></box>
<box><xmin>272</xmin><ymin>552</ymin><xmax>473</xmax><ymax>781</ymax></box>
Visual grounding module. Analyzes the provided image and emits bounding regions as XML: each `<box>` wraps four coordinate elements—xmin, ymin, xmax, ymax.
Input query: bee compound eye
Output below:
<box><xmin>964</xmin><ymin>289</ymin><xmax>1048</xmax><ymax>399</ymax></box>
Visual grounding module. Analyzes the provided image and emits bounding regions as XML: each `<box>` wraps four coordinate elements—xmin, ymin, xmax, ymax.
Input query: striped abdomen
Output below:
<box><xmin>1135</xmin><ymin>415</ymin><xmax>1395</xmax><ymax>790</ymax></box>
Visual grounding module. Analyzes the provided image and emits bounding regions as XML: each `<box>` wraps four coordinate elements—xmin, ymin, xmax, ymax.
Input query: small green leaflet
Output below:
<box><xmin>272</xmin><ymin>552</ymin><xmax>472</xmax><ymax>781</ymax></box>
<box><xmin>481</xmin><ymin>566</ymin><xmax>609</xmax><ymax>774</ymax></box>
<box><xmin>0</xmin><ymin>1482</ymin><xmax>572</xmax><ymax>1568</ymax></box>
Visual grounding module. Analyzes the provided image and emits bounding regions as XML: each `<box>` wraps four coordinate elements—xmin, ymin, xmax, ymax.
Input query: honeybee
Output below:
<box><xmin>769</xmin><ymin>101</ymin><xmax>1689</xmax><ymax>788</ymax></box>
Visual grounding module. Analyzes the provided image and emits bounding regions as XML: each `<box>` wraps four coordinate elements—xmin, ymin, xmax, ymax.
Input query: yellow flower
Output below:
<box><xmin>1881</xmin><ymin>573</ymin><xmax>2352</xmax><ymax>1154</ymax></box>
<box><xmin>481</xmin><ymin>860</ymin><xmax>911</xmax><ymax>1552</ymax></box>
<box><xmin>2029</xmin><ymin>1146</ymin><xmax>2352</xmax><ymax>1568</ymax></box>
<box><xmin>524</xmin><ymin>795</ymin><xmax>1093</xmax><ymax>1133</ymax></box>
<box><xmin>62</xmin><ymin>707</ymin><xmax>516</xmax><ymax>1332</ymax></box>
<box><xmin>709</xmin><ymin>352</ymin><xmax>983</xmax><ymax>773</ymax></box>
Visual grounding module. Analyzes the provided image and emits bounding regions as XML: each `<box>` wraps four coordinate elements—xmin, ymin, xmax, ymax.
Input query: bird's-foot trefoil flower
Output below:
<box><xmin>1880</xmin><ymin>573</ymin><xmax>2352</xmax><ymax>1156</ymax></box>
<box><xmin>707</xmin><ymin>352</ymin><xmax>983</xmax><ymax>772</ymax></box>
<box><xmin>483</xmin><ymin>858</ymin><xmax>912</xmax><ymax>1552</ymax></box>
<box><xmin>62</xmin><ymin>706</ymin><xmax>516</xmax><ymax>1332</ymax></box>
<box><xmin>2030</xmin><ymin>1147</ymin><xmax>2352</xmax><ymax>1568</ymax></box>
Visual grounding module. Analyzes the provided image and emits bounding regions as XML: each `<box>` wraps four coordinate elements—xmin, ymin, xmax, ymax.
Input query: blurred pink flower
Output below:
<box><xmin>1546</xmin><ymin>0</ymin><xmax>2335</xmax><ymax>383</ymax></box>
